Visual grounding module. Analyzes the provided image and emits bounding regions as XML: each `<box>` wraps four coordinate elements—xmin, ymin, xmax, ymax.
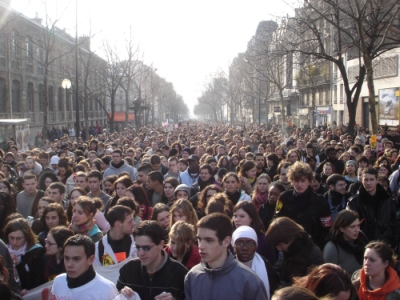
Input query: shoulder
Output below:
<box><xmin>120</xmin><ymin>258</ymin><xmax>141</xmax><ymax>271</ymax></box>
<box><xmin>53</xmin><ymin>273</ymin><xmax>67</xmax><ymax>285</ymax></box>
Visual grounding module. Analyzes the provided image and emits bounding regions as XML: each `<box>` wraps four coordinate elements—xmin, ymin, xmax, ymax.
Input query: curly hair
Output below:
<box><xmin>288</xmin><ymin>162</ymin><xmax>314</xmax><ymax>183</ymax></box>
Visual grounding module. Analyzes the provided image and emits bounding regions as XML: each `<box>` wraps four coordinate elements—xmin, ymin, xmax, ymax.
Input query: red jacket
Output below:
<box><xmin>165</xmin><ymin>245</ymin><xmax>201</xmax><ymax>270</ymax></box>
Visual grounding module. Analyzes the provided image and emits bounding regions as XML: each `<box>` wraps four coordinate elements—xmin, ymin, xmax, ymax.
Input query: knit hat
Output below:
<box><xmin>345</xmin><ymin>160</ymin><xmax>357</xmax><ymax>168</ymax></box>
<box><xmin>231</xmin><ymin>226</ymin><xmax>258</xmax><ymax>246</ymax></box>
<box><xmin>50</xmin><ymin>155</ymin><xmax>60</xmax><ymax>165</ymax></box>
<box><xmin>174</xmin><ymin>184</ymin><xmax>190</xmax><ymax>198</ymax></box>
<box><xmin>182</xmin><ymin>148</ymin><xmax>191</xmax><ymax>154</ymax></box>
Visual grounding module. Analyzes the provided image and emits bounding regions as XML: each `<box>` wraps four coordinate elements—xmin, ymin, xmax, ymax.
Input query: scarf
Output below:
<box><xmin>226</xmin><ymin>189</ymin><xmax>242</xmax><ymax>205</ymax></box>
<box><xmin>7</xmin><ymin>242</ymin><xmax>27</xmax><ymax>261</ymax></box>
<box><xmin>251</xmin><ymin>253</ymin><xmax>270</xmax><ymax>299</ymax></box>
<box><xmin>332</xmin><ymin>232</ymin><xmax>368</xmax><ymax>265</ymax></box>
<box><xmin>66</xmin><ymin>265</ymin><xmax>96</xmax><ymax>289</ymax></box>
<box><xmin>111</xmin><ymin>160</ymin><xmax>125</xmax><ymax>169</ymax></box>
<box><xmin>197</xmin><ymin>177</ymin><xmax>215</xmax><ymax>191</ymax></box>
<box><xmin>70</xmin><ymin>219</ymin><xmax>95</xmax><ymax>236</ymax></box>
<box><xmin>254</xmin><ymin>191</ymin><xmax>268</xmax><ymax>210</ymax></box>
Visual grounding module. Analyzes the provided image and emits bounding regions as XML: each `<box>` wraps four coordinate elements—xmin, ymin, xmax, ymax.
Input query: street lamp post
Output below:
<box><xmin>61</xmin><ymin>78</ymin><xmax>72</xmax><ymax>132</ymax></box>
<box><xmin>75</xmin><ymin>0</ymin><xmax>80</xmax><ymax>138</ymax></box>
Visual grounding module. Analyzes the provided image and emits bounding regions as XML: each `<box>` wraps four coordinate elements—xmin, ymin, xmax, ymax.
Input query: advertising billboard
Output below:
<box><xmin>379</xmin><ymin>87</ymin><xmax>399</xmax><ymax>126</ymax></box>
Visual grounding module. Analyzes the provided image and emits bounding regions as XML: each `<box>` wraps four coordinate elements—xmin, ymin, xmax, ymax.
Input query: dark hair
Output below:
<box><xmin>133</xmin><ymin>220</ymin><xmax>165</xmax><ymax>245</ymax></box>
<box><xmin>198</xmin><ymin>184</ymin><xmax>224</xmax><ymax>211</ymax></box>
<box><xmin>74</xmin><ymin>196</ymin><xmax>97</xmax><ymax>217</ymax></box>
<box><xmin>197</xmin><ymin>213</ymin><xmax>233</xmax><ymax>243</ymax></box>
<box><xmin>137</xmin><ymin>164</ymin><xmax>152</xmax><ymax>174</ymax></box>
<box><xmin>66</xmin><ymin>187</ymin><xmax>87</xmax><ymax>221</ymax></box>
<box><xmin>271</xmin><ymin>286</ymin><xmax>319</xmax><ymax>300</ymax></box>
<box><xmin>39</xmin><ymin>172</ymin><xmax>59</xmax><ymax>191</ymax></box>
<box><xmin>325</xmin><ymin>146</ymin><xmax>336</xmax><ymax>156</ymax></box>
<box><xmin>362</xmin><ymin>167</ymin><xmax>378</xmax><ymax>179</ymax></box>
<box><xmin>151</xmin><ymin>203</ymin><xmax>170</xmax><ymax>221</ymax></box>
<box><xmin>49</xmin><ymin>226</ymin><xmax>74</xmax><ymax>248</ymax></box>
<box><xmin>63</xmin><ymin>234</ymin><xmax>95</xmax><ymax>258</ymax></box>
<box><xmin>106</xmin><ymin>205</ymin><xmax>132</xmax><ymax>227</ymax></box>
<box><xmin>40</xmin><ymin>203</ymin><xmax>69</xmax><ymax>231</ymax></box>
<box><xmin>0</xmin><ymin>192</ymin><xmax>16</xmax><ymax>221</ymax></box>
<box><xmin>199</xmin><ymin>164</ymin><xmax>213</xmax><ymax>175</ymax></box>
<box><xmin>205</xmin><ymin>199</ymin><xmax>225</xmax><ymax>215</ymax></box>
<box><xmin>48</xmin><ymin>182</ymin><xmax>66</xmax><ymax>195</ymax></box>
<box><xmin>117</xmin><ymin>197</ymin><xmax>138</xmax><ymax>213</ymax></box>
<box><xmin>365</xmin><ymin>241</ymin><xmax>397</xmax><ymax>268</ymax></box>
<box><xmin>4</xmin><ymin>218</ymin><xmax>38</xmax><ymax>249</ymax></box>
<box><xmin>233</xmin><ymin>201</ymin><xmax>265</xmax><ymax>234</ymax></box>
<box><xmin>126</xmin><ymin>184</ymin><xmax>151</xmax><ymax>219</ymax></box>
<box><xmin>150</xmin><ymin>155</ymin><xmax>161</xmax><ymax>165</ymax></box>
<box><xmin>266</xmin><ymin>217</ymin><xmax>304</xmax><ymax>246</ymax></box>
<box><xmin>330</xmin><ymin>210</ymin><xmax>360</xmax><ymax>239</ymax></box>
<box><xmin>87</xmin><ymin>170</ymin><xmax>102</xmax><ymax>181</ymax></box>
<box><xmin>326</xmin><ymin>174</ymin><xmax>345</xmax><ymax>187</ymax></box>
<box><xmin>148</xmin><ymin>171</ymin><xmax>164</xmax><ymax>185</ymax></box>
<box><xmin>112</xmin><ymin>149</ymin><xmax>122</xmax><ymax>156</ymax></box>
<box><xmin>266</xmin><ymin>153</ymin><xmax>279</xmax><ymax>167</ymax></box>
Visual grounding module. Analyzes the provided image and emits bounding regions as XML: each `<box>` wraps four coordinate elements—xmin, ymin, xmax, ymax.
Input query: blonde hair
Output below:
<box><xmin>168</xmin><ymin>220</ymin><xmax>195</xmax><ymax>257</ymax></box>
<box><xmin>170</xmin><ymin>199</ymin><xmax>198</xmax><ymax>228</ymax></box>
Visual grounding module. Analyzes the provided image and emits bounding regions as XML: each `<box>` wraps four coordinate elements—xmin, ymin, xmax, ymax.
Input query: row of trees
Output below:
<box><xmin>195</xmin><ymin>0</ymin><xmax>400</xmax><ymax>134</ymax></box>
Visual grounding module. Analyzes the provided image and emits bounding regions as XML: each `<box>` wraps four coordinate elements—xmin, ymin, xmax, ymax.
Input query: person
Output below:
<box><xmin>43</xmin><ymin>226</ymin><xmax>74</xmax><ymax>282</ymax></box>
<box><xmin>233</xmin><ymin>201</ymin><xmax>276</xmax><ymax>265</ymax></box>
<box><xmin>170</xmin><ymin>199</ymin><xmax>199</xmax><ymax>228</ymax></box>
<box><xmin>47</xmin><ymin>182</ymin><xmax>67</xmax><ymax>208</ymax></box>
<box><xmin>323</xmin><ymin>174</ymin><xmax>352</xmax><ymax>221</ymax></box>
<box><xmin>51</xmin><ymin>235</ymin><xmax>118</xmax><ymax>299</ymax></box>
<box><xmin>94</xmin><ymin>205</ymin><xmax>137</xmax><ymax>266</ymax></box>
<box><xmin>146</xmin><ymin>171</ymin><xmax>164</xmax><ymax>206</ymax></box>
<box><xmin>222</xmin><ymin>172</ymin><xmax>251</xmax><ymax>205</ymax></box>
<box><xmin>343</xmin><ymin>160</ymin><xmax>358</xmax><ymax>187</ymax></box>
<box><xmin>103</xmin><ymin>175</ymin><xmax>133</xmax><ymax>216</ymax></box>
<box><xmin>274</xmin><ymin>162</ymin><xmax>293</xmax><ymax>191</ymax></box>
<box><xmin>38</xmin><ymin>203</ymin><xmax>69</xmax><ymax>246</ymax></box>
<box><xmin>180</xmin><ymin>155</ymin><xmax>200</xmax><ymax>187</ymax></box>
<box><xmin>316</xmin><ymin>146</ymin><xmax>345</xmax><ymax>175</ymax></box>
<box><xmin>117</xmin><ymin>221</ymin><xmax>188</xmax><ymax>300</ymax></box>
<box><xmin>87</xmin><ymin>170</ymin><xmax>111</xmax><ymax>205</ymax></box>
<box><xmin>161</xmin><ymin>177</ymin><xmax>179</xmax><ymax>207</ymax></box>
<box><xmin>232</xmin><ymin>225</ymin><xmax>280</xmax><ymax>299</ymax></box>
<box><xmin>103</xmin><ymin>149</ymin><xmax>136</xmax><ymax>180</ymax></box>
<box><xmin>294</xmin><ymin>263</ymin><xmax>355</xmax><ymax>300</ymax></box>
<box><xmin>353</xmin><ymin>241</ymin><xmax>400</xmax><ymax>299</ymax></box>
<box><xmin>184</xmin><ymin>213</ymin><xmax>268</xmax><ymax>299</ymax></box>
<box><xmin>151</xmin><ymin>203</ymin><xmax>170</xmax><ymax>243</ymax></box>
<box><xmin>125</xmin><ymin>184</ymin><xmax>153</xmax><ymax>220</ymax></box>
<box><xmin>0</xmin><ymin>238</ymin><xmax>21</xmax><ymax>297</ymax></box>
<box><xmin>197</xmin><ymin>184</ymin><xmax>224</xmax><ymax>213</ymax></box>
<box><xmin>266</xmin><ymin>217</ymin><xmax>324</xmax><ymax>286</ymax></box>
<box><xmin>271</xmin><ymin>286</ymin><xmax>319</xmax><ymax>300</ymax></box>
<box><xmin>347</xmin><ymin>167</ymin><xmax>398</xmax><ymax>247</ymax></box>
<box><xmin>323</xmin><ymin>210</ymin><xmax>368</xmax><ymax>276</ymax></box>
<box><xmin>258</xmin><ymin>183</ymin><xmax>285</xmax><ymax>230</ymax></box>
<box><xmin>275</xmin><ymin>162</ymin><xmax>332</xmax><ymax>249</ymax></box>
<box><xmin>70</xmin><ymin>196</ymin><xmax>103</xmax><ymax>243</ymax></box>
<box><xmin>15</xmin><ymin>173</ymin><xmax>44</xmax><ymax>218</ymax></box>
<box><xmin>252</xmin><ymin>173</ymin><xmax>270</xmax><ymax>210</ymax></box>
<box><xmin>165</xmin><ymin>221</ymin><xmax>201</xmax><ymax>270</ymax></box>
<box><xmin>237</xmin><ymin>160</ymin><xmax>257</xmax><ymax>194</ymax></box>
<box><xmin>38</xmin><ymin>171</ymin><xmax>59</xmax><ymax>192</ymax></box>
<box><xmin>189</xmin><ymin>164</ymin><xmax>215</xmax><ymax>206</ymax></box>
<box><xmin>164</xmin><ymin>156</ymin><xmax>182</xmax><ymax>183</ymax></box>
<box><xmin>4</xmin><ymin>218</ymin><xmax>45</xmax><ymax>294</ymax></box>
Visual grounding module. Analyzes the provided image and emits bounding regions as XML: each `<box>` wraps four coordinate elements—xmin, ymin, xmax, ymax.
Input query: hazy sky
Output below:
<box><xmin>10</xmin><ymin>0</ymin><xmax>294</xmax><ymax>115</ymax></box>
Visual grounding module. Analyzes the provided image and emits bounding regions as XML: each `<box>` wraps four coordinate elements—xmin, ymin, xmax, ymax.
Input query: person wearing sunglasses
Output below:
<box><xmin>118</xmin><ymin>220</ymin><xmax>188</xmax><ymax>300</ymax></box>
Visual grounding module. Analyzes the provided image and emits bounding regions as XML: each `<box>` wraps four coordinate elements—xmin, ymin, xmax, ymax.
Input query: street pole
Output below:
<box><xmin>75</xmin><ymin>0</ymin><xmax>80</xmax><ymax>138</ymax></box>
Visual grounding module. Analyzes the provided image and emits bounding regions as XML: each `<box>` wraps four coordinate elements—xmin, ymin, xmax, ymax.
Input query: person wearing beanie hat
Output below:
<box><xmin>174</xmin><ymin>184</ymin><xmax>190</xmax><ymax>200</ymax></box>
<box><xmin>232</xmin><ymin>226</ymin><xmax>279</xmax><ymax>299</ymax></box>
<box><xmin>182</xmin><ymin>148</ymin><xmax>191</xmax><ymax>159</ymax></box>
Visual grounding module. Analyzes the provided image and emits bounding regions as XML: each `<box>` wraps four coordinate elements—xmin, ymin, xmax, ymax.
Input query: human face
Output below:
<box><xmin>157</xmin><ymin>211</ymin><xmax>170</xmax><ymax>229</ymax></box>
<box><xmin>151</xmin><ymin>163</ymin><xmax>161</xmax><ymax>171</ymax></box>
<box><xmin>362</xmin><ymin>173</ymin><xmax>378</xmax><ymax>195</ymax></box>
<box><xmin>168</xmin><ymin>161</ymin><xmax>179</xmax><ymax>173</ymax></box>
<box><xmin>288</xmin><ymin>152</ymin><xmax>298</xmax><ymax>164</ymax></box>
<box><xmin>0</xmin><ymin>182</ymin><xmax>9</xmax><ymax>194</ymax></box>
<box><xmin>341</xmin><ymin>218</ymin><xmax>360</xmax><ymax>242</ymax></box>
<box><xmin>40</xmin><ymin>157</ymin><xmax>49</xmax><ymax>167</ymax></box>
<box><xmin>72</xmin><ymin>203</ymin><xmax>91</xmax><ymax>226</ymax></box>
<box><xmin>258</xmin><ymin>146</ymin><xmax>265</xmax><ymax>154</ymax></box>
<box><xmin>257</xmin><ymin>178</ymin><xmax>269</xmax><ymax>194</ymax></box>
<box><xmin>88</xmin><ymin>153</ymin><xmax>97</xmax><ymax>162</ymax></box>
<box><xmin>224</xmin><ymin>176</ymin><xmax>239</xmax><ymax>193</ymax></box>
<box><xmin>345</xmin><ymin>163</ymin><xmax>356</xmax><ymax>175</ymax></box>
<box><xmin>116</xmin><ymin>183</ymin><xmax>128</xmax><ymax>198</ymax></box>
<box><xmin>25</xmin><ymin>159</ymin><xmax>35</xmax><ymax>170</ymax></box>
<box><xmin>331</xmin><ymin>180</ymin><xmax>347</xmax><ymax>195</ymax></box>
<box><xmin>205</xmin><ymin>189</ymin><xmax>218</xmax><ymax>203</ymax></box>
<box><xmin>328</xmin><ymin>150</ymin><xmax>337</xmax><ymax>161</ymax></box>
<box><xmin>279</xmin><ymin>167</ymin><xmax>289</xmax><ymax>184</ymax></box>
<box><xmin>1</xmin><ymin>167</ymin><xmax>9</xmax><ymax>177</ymax></box>
<box><xmin>181</xmin><ymin>151</ymin><xmax>190</xmax><ymax>159</ymax></box>
<box><xmin>197</xmin><ymin>227</ymin><xmax>230</xmax><ymax>269</ymax></box>
<box><xmin>161</xmin><ymin>157</ymin><xmax>167</xmax><ymax>167</ymax></box>
<box><xmin>75</xmin><ymin>176</ymin><xmax>88</xmax><ymax>189</ymax></box>
<box><xmin>324</xmin><ymin>165</ymin><xmax>333</xmax><ymax>175</ymax></box>
<box><xmin>200</xmin><ymin>169</ymin><xmax>212</xmax><ymax>181</ymax></box>
<box><xmin>48</xmin><ymin>188</ymin><xmax>64</xmax><ymax>203</ymax></box>
<box><xmin>58</xmin><ymin>167</ymin><xmax>66</xmax><ymax>176</ymax></box>
<box><xmin>45</xmin><ymin>211</ymin><xmax>60</xmax><ymax>229</ymax></box>
<box><xmin>163</xmin><ymin>183</ymin><xmax>175</xmax><ymax>199</ymax></box>
<box><xmin>103</xmin><ymin>180</ymin><xmax>114</xmax><ymax>193</ymax></box>
<box><xmin>239</xmin><ymin>149</ymin><xmax>246</xmax><ymax>158</ymax></box>
<box><xmin>178</xmin><ymin>162</ymin><xmax>187</xmax><ymax>172</ymax></box>
<box><xmin>293</xmin><ymin>177</ymin><xmax>311</xmax><ymax>194</ymax></box>
<box><xmin>135</xmin><ymin>235</ymin><xmax>164</xmax><ymax>268</ymax></box>
<box><xmin>176</xmin><ymin>191</ymin><xmax>188</xmax><ymax>200</ymax></box>
<box><xmin>209</xmin><ymin>162</ymin><xmax>217</xmax><ymax>171</ymax></box>
<box><xmin>233</xmin><ymin>208</ymin><xmax>252</xmax><ymax>228</ymax></box>
<box><xmin>268</xmin><ymin>186</ymin><xmax>281</xmax><ymax>205</ymax></box>
<box><xmin>121</xmin><ymin>213</ymin><xmax>135</xmax><ymax>235</ymax></box>
<box><xmin>255</xmin><ymin>156</ymin><xmax>265</xmax><ymax>169</ymax></box>
<box><xmin>45</xmin><ymin>233</ymin><xmax>61</xmax><ymax>256</ymax></box>
<box><xmin>111</xmin><ymin>153</ymin><xmax>122</xmax><ymax>165</ymax></box>
<box><xmin>232</xmin><ymin>157</ymin><xmax>239</xmax><ymax>165</ymax></box>
<box><xmin>23</xmin><ymin>178</ymin><xmax>37</xmax><ymax>194</ymax></box>
<box><xmin>188</xmin><ymin>160</ymin><xmax>199</xmax><ymax>172</ymax></box>
<box><xmin>70</xmin><ymin>191</ymin><xmax>83</xmax><ymax>206</ymax></box>
<box><xmin>8</xmin><ymin>230</ymin><xmax>25</xmax><ymax>250</ymax></box>
<box><xmin>44</xmin><ymin>177</ymin><xmax>53</xmax><ymax>188</ymax></box>
<box><xmin>245</xmin><ymin>167</ymin><xmax>257</xmax><ymax>179</ymax></box>
<box><xmin>37</xmin><ymin>200</ymin><xmax>49</xmax><ymax>217</ymax></box>
<box><xmin>169</xmin><ymin>236</ymin><xmax>189</xmax><ymax>259</ymax></box>
<box><xmin>378</xmin><ymin>166</ymin><xmax>388</xmax><ymax>177</ymax></box>
<box><xmin>136</xmin><ymin>172</ymin><xmax>146</xmax><ymax>184</ymax></box>
<box><xmin>336</xmin><ymin>291</ymin><xmax>351</xmax><ymax>300</ymax></box>
<box><xmin>64</xmin><ymin>245</ymin><xmax>94</xmax><ymax>279</ymax></box>
<box><xmin>88</xmin><ymin>177</ymin><xmax>101</xmax><ymax>193</ymax></box>
<box><xmin>173</xmin><ymin>209</ymin><xmax>187</xmax><ymax>223</ymax></box>
<box><xmin>363</xmin><ymin>248</ymin><xmax>389</xmax><ymax>278</ymax></box>
<box><xmin>234</xmin><ymin>237</ymin><xmax>257</xmax><ymax>263</ymax></box>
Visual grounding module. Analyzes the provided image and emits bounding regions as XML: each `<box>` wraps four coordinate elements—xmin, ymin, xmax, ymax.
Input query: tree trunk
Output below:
<box><xmin>364</xmin><ymin>56</ymin><xmax>378</xmax><ymax>134</ymax></box>
<box><xmin>279</xmin><ymin>89</ymin><xmax>286</xmax><ymax>130</ymax></box>
<box><xmin>42</xmin><ymin>68</ymin><xmax>49</xmax><ymax>141</ymax></box>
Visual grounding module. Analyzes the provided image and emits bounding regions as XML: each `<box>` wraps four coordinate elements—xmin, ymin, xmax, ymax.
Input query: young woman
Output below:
<box><xmin>258</xmin><ymin>183</ymin><xmax>286</xmax><ymax>230</ymax></box>
<box><xmin>229</xmin><ymin>154</ymin><xmax>240</xmax><ymax>172</ymax></box>
<box><xmin>161</xmin><ymin>177</ymin><xmax>179</xmax><ymax>207</ymax></box>
<box><xmin>217</xmin><ymin>156</ymin><xmax>229</xmax><ymax>170</ymax></box>
<box><xmin>239</xmin><ymin>147</ymin><xmax>247</xmax><ymax>161</ymax></box>
<box><xmin>197</xmin><ymin>184</ymin><xmax>224</xmax><ymax>213</ymax></box>
<box><xmin>343</xmin><ymin>160</ymin><xmax>358</xmax><ymax>187</ymax></box>
<box><xmin>233</xmin><ymin>201</ymin><xmax>276</xmax><ymax>265</ymax></box>
<box><xmin>4</xmin><ymin>218</ymin><xmax>45</xmax><ymax>294</ymax></box>
<box><xmin>57</xmin><ymin>159</ymin><xmax>72</xmax><ymax>185</ymax></box>
<box><xmin>223</xmin><ymin>172</ymin><xmax>251</xmax><ymax>205</ymax></box>
<box><xmin>266</xmin><ymin>154</ymin><xmax>279</xmax><ymax>179</ymax></box>
<box><xmin>238</xmin><ymin>161</ymin><xmax>257</xmax><ymax>194</ymax></box>
<box><xmin>252</xmin><ymin>174</ymin><xmax>270</xmax><ymax>211</ymax></box>
<box><xmin>275</xmin><ymin>146</ymin><xmax>285</xmax><ymax>162</ymax></box>
<box><xmin>103</xmin><ymin>176</ymin><xmax>133</xmax><ymax>216</ymax></box>
<box><xmin>170</xmin><ymin>199</ymin><xmax>198</xmax><ymax>228</ymax></box>
<box><xmin>66</xmin><ymin>187</ymin><xmax>87</xmax><ymax>222</ymax></box>
<box><xmin>152</xmin><ymin>203</ymin><xmax>170</xmax><ymax>231</ymax></box>
<box><xmin>38</xmin><ymin>172</ymin><xmax>59</xmax><ymax>194</ymax></box>
<box><xmin>125</xmin><ymin>184</ymin><xmax>152</xmax><ymax>220</ymax></box>
<box><xmin>377</xmin><ymin>163</ymin><xmax>391</xmax><ymax>178</ymax></box>
<box><xmin>103</xmin><ymin>175</ymin><xmax>117</xmax><ymax>196</ymax></box>
<box><xmin>90</xmin><ymin>159</ymin><xmax>103</xmax><ymax>172</ymax></box>
<box><xmin>353</xmin><ymin>241</ymin><xmax>400</xmax><ymax>299</ymax></box>
<box><xmin>38</xmin><ymin>203</ymin><xmax>69</xmax><ymax>246</ymax></box>
<box><xmin>323</xmin><ymin>210</ymin><xmax>368</xmax><ymax>276</ymax></box>
<box><xmin>43</xmin><ymin>226</ymin><xmax>74</xmax><ymax>282</ymax></box>
<box><xmin>70</xmin><ymin>196</ymin><xmax>103</xmax><ymax>243</ymax></box>
<box><xmin>165</xmin><ymin>221</ymin><xmax>200</xmax><ymax>270</ymax></box>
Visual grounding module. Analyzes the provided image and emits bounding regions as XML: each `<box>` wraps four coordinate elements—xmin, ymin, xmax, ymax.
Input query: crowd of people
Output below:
<box><xmin>1</xmin><ymin>120</ymin><xmax>400</xmax><ymax>299</ymax></box>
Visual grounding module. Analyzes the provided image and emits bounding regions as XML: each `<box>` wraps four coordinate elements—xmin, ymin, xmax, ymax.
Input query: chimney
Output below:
<box><xmin>31</xmin><ymin>12</ymin><xmax>42</xmax><ymax>25</ymax></box>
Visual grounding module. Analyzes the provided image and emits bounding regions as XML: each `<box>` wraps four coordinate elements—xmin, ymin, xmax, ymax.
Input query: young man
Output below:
<box><xmin>16</xmin><ymin>174</ymin><xmax>44</xmax><ymax>218</ymax></box>
<box><xmin>103</xmin><ymin>149</ymin><xmax>136</xmax><ymax>180</ymax></box>
<box><xmin>117</xmin><ymin>221</ymin><xmax>188</xmax><ymax>300</ymax></box>
<box><xmin>48</xmin><ymin>182</ymin><xmax>67</xmax><ymax>208</ymax></box>
<box><xmin>51</xmin><ymin>235</ymin><xmax>118</xmax><ymax>299</ymax></box>
<box><xmin>146</xmin><ymin>171</ymin><xmax>164</xmax><ymax>206</ymax></box>
<box><xmin>136</xmin><ymin>164</ymin><xmax>152</xmax><ymax>185</ymax></box>
<box><xmin>150</xmin><ymin>154</ymin><xmax>169</xmax><ymax>175</ymax></box>
<box><xmin>164</xmin><ymin>157</ymin><xmax>181</xmax><ymax>183</ymax></box>
<box><xmin>347</xmin><ymin>168</ymin><xmax>398</xmax><ymax>247</ymax></box>
<box><xmin>274</xmin><ymin>162</ymin><xmax>292</xmax><ymax>190</ymax></box>
<box><xmin>94</xmin><ymin>205</ymin><xmax>136</xmax><ymax>266</ymax></box>
<box><xmin>184</xmin><ymin>213</ymin><xmax>268</xmax><ymax>299</ymax></box>
<box><xmin>315</xmin><ymin>146</ymin><xmax>345</xmax><ymax>175</ymax></box>
<box><xmin>275</xmin><ymin>162</ymin><xmax>331</xmax><ymax>249</ymax></box>
<box><xmin>87</xmin><ymin>170</ymin><xmax>111</xmax><ymax>205</ymax></box>
<box><xmin>323</xmin><ymin>174</ymin><xmax>352</xmax><ymax>221</ymax></box>
<box><xmin>254</xmin><ymin>153</ymin><xmax>269</xmax><ymax>178</ymax></box>
<box><xmin>74</xmin><ymin>171</ymin><xmax>89</xmax><ymax>192</ymax></box>
<box><xmin>180</xmin><ymin>155</ymin><xmax>200</xmax><ymax>187</ymax></box>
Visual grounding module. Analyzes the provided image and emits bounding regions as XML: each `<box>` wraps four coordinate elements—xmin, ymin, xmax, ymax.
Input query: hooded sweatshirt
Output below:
<box><xmin>358</xmin><ymin>267</ymin><xmax>400</xmax><ymax>300</ymax></box>
<box><xmin>103</xmin><ymin>160</ymin><xmax>136</xmax><ymax>180</ymax></box>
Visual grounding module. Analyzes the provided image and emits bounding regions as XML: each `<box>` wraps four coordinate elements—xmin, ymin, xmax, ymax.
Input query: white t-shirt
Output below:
<box><xmin>51</xmin><ymin>273</ymin><xmax>118</xmax><ymax>300</ymax></box>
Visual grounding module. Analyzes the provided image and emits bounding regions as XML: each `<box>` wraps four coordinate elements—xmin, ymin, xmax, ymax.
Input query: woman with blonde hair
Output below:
<box><xmin>170</xmin><ymin>199</ymin><xmax>198</xmax><ymax>228</ymax></box>
<box><xmin>165</xmin><ymin>221</ymin><xmax>200</xmax><ymax>270</ymax></box>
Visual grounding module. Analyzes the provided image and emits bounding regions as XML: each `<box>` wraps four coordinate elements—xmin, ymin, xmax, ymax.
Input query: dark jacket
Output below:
<box><xmin>316</xmin><ymin>159</ymin><xmax>345</xmax><ymax>175</ymax></box>
<box><xmin>0</xmin><ymin>240</ymin><xmax>20</xmax><ymax>296</ymax></box>
<box><xmin>259</xmin><ymin>201</ymin><xmax>276</xmax><ymax>231</ymax></box>
<box><xmin>276</xmin><ymin>186</ymin><xmax>332</xmax><ymax>249</ymax></box>
<box><xmin>347</xmin><ymin>184</ymin><xmax>399</xmax><ymax>247</ymax></box>
<box><xmin>160</xmin><ymin>164</ymin><xmax>169</xmax><ymax>176</ymax></box>
<box><xmin>279</xmin><ymin>232</ymin><xmax>325</xmax><ymax>285</ymax></box>
<box><xmin>323</xmin><ymin>190</ymin><xmax>352</xmax><ymax>221</ymax></box>
<box><xmin>117</xmin><ymin>251</ymin><xmax>188</xmax><ymax>300</ymax></box>
<box><xmin>16</xmin><ymin>244</ymin><xmax>45</xmax><ymax>290</ymax></box>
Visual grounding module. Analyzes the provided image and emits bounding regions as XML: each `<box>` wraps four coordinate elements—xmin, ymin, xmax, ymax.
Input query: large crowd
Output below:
<box><xmin>1</xmin><ymin>120</ymin><xmax>400</xmax><ymax>300</ymax></box>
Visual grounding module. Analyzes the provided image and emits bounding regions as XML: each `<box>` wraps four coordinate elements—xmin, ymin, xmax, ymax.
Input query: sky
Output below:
<box><xmin>10</xmin><ymin>0</ymin><xmax>295</xmax><ymax>115</ymax></box>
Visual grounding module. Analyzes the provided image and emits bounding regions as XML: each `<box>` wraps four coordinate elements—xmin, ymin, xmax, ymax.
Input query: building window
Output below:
<box><xmin>48</xmin><ymin>86</ymin><xmax>54</xmax><ymax>111</ymax></box>
<box><xmin>58</xmin><ymin>87</ymin><xmax>63</xmax><ymax>111</ymax></box>
<box><xmin>0</xmin><ymin>78</ymin><xmax>6</xmax><ymax>113</ymax></box>
<box><xmin>12</xmin><ymin>80</ymin><xmax>20</xmax><ymax>113</ymax></box>
<box><xmin>66</xmin><ymin>93</ymin><xmax>71</xmax><ymax>111</ymax></box>
<box><xmin>11</xmin><ymin>30</ymin><xmax>19</xmax><ymax>59</ymax></box>
<box><xmin>39</xmin><ymin>84</ymin><xmax>44</xmax><ymax>111</ymax></box>
<box><xmin>27</xmin><ymin>82</ymin><xmax>34</xmax><ymax>112</ymax></box>
<box><xmin>25</xmin><ymin>36</ymin><xmax>33</xmax><ymax>62</ymax></box>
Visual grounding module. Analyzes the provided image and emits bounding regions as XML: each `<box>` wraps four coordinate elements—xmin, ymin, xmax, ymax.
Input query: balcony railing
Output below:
<box><xmin>57</xmin><ymin>112</ymin><xmax>64</xmax><ymax>121</ymax></box>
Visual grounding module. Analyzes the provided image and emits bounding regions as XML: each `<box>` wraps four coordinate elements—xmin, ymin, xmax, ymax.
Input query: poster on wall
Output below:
<box><xmin>379</xmin><ymin>87</ymin><xmax>399</xmax><ymax>126</ymax></box>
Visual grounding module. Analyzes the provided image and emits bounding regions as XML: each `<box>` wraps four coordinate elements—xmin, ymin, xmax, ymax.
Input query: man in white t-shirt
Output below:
<box><xmin>51</xmin><ymin>235</ymin><xmax>118</xmax><ymax>300</ymax></box>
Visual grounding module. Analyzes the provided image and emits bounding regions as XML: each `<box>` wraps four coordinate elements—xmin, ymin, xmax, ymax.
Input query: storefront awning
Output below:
<box><xmin>108</xmin><ymin>112</ymin><xmax>134</xmax><ymax>122</ymax></box>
